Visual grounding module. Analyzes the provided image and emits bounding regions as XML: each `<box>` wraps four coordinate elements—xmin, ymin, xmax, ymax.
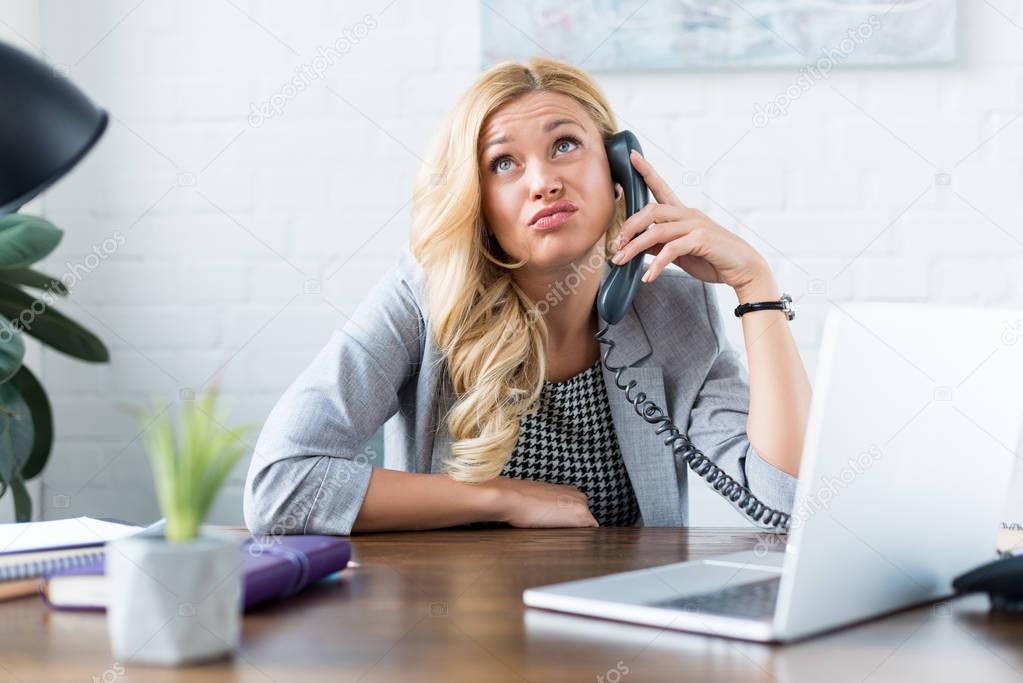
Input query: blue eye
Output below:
<box><xmin>555</xmin><ymin>135</ymin><xmax>581</xmax><ymax>154</ymax></box>
<box><xmin>492</xmin><ymin>157</ymin><xmax>514</xmax><ymax>173</ymax></box>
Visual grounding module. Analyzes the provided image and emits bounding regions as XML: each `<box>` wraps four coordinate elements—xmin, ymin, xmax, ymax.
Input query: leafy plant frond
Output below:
<box><xmin>0</xmin><ymin>214</ymin><xmax>63</xmax><ymax>269</ymax></box>
<box><xmin>139</xmin><ymin>390</ymin><xmax>253</xmax><ymax>543</ymax></box>
<box><xmin>0</xmin><ymin>214</ymin><xmax>109</xmax><ymax>522</ymax></box>
<box><xmin>0</xmin><ymin>268</ymin><xmax>69</xmax><ymax>296</ymax></box>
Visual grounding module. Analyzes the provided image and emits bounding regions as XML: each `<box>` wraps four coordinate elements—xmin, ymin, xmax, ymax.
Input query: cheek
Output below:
<box><xmin>486</xmin><ymin>185</ymin><xmax>522</xmax><ymax>230</ymax></box>
<box><xmin>579</xmin><ymin>166</ymin><xmax>614</xmax><ymax>216</ymax></box>
<box><xmin>480</xmin><ymin>183</ymin><xmax>501</xmax><ymax>223</ymax></box>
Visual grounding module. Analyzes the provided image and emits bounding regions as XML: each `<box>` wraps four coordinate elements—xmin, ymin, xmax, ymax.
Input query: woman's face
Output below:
<box><xmin>478</xmin><ymin>91</ymin><xmax>617</xmax><ymax>272</ymax></box>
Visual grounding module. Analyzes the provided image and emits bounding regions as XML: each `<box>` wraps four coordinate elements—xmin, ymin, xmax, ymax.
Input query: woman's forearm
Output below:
<box><xmin>351</xmin><ymin>466</ymin><xmax>502</xmax><ymax>532</ymax></box>
<box><xmin>733</xmin><ymin>268</ymin><xmax>813</xmax><ymax>477</ymax></box>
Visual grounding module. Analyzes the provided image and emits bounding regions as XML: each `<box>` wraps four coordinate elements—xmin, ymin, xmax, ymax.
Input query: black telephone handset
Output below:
<box><xmin>597</xmin><ymin>130</ymin><xmax>648</xmax><ymax>326</ymax></box>
<box><xmin>596</xmin><ymin>131</ymin><xmax>791</xmax><ymax>531</ymax></box>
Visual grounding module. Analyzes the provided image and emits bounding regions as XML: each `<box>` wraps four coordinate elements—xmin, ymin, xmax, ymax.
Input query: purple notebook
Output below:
<box><xmin>40</xmin><ymin>535</ymin><xmax>351</xmax><ymax>612</ymax></box>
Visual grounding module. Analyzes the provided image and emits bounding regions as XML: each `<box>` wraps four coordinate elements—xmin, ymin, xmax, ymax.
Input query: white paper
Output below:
<box><xmin>0</xmin><ymin>516</ymin><xmax>143</xmax><ymax>554</ymax></box>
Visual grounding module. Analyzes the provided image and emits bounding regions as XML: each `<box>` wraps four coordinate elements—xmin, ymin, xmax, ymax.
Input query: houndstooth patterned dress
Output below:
<box><xmin>500</xmin><ymin>358</ymin><xmax>641</xmax><ymax>526</ymax></box>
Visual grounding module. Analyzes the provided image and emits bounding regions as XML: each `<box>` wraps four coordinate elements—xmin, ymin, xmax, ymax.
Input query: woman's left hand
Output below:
<box><xmin>609</xmin><ymin>149</ymin><xmax>769</xmax><ymax>290</ymax></box>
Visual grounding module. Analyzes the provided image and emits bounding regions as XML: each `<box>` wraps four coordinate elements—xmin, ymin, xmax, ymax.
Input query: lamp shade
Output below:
<box><xmin>0</xmin><ymin>40</ymin><xmax>108</xmax><ymax>215</ymax></box>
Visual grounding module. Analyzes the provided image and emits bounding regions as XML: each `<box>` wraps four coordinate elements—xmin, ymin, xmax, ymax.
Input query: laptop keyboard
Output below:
<box><xmin>649</xmin><ymin>577</ymin><xmax>781</xmax><ymax>620</ymax></box>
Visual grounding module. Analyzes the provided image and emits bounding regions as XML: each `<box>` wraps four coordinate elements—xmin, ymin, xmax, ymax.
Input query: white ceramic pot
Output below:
<box><xmin>106</xmin><ymin>533</ymin><xmax>242</xmax><ymax>666</ymax></box>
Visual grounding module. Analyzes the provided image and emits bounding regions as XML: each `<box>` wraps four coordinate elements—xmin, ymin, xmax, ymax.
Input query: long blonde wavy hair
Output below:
<box><xmin>410</xmin><ymin>57</ymin><xmax>625</xmax><ymax>483</ymax></box>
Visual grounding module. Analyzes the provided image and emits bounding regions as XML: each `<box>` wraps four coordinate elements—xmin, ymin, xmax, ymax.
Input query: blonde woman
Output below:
<box><xmin>243</xmin><ymin>57</ymin><xmax>812</xmax><ymax>535</ymax></box>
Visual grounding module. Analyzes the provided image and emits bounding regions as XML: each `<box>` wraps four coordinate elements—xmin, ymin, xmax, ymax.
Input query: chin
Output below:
<box><xmin>529</xmin><ymin>235</ymin><xmax>603</xmax><ymax>268</ymax></box>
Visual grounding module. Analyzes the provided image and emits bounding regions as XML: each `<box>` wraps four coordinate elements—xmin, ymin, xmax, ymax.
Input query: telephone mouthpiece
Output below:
<box><xmin>598</xmin><ymin>259</ymin><xmax>644</xmax><ymax>325</ymax></box>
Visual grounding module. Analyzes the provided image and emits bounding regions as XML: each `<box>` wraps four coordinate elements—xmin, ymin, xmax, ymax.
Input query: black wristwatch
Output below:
<box><xmin>734</xmin><ymin>292</ymin><xmax>795</xmax><ymax>321</ymax></box>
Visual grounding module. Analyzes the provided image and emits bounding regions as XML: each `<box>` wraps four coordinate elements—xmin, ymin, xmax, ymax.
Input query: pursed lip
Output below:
<box><xmin>529</xmin><ymin>200</ymin><xmax>578</xmax><ymax>226</ymax></box>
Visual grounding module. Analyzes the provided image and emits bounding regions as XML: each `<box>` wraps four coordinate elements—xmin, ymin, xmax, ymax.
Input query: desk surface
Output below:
<box><xmin>1</xmin><ymin>527</ymin><xmax>1020</xmax><ymax>682</ymax></box>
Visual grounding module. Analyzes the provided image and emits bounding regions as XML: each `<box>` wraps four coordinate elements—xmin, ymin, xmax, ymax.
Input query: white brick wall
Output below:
<box><xmin>2</xmin><ymin>0</ymin><xmax>1020</xmax><ymax>526</ymax></box>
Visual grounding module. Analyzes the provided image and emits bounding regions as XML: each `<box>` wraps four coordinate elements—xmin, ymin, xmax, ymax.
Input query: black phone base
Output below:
<box><xmin>595</xmin><ymin>324</ymin><xmax>792</xmax><ymax>532</ymax></box>
<box><xmin>952</xmin><ymin>553</ymin><xmax>1023</xmax><ymax>614</ymax></box>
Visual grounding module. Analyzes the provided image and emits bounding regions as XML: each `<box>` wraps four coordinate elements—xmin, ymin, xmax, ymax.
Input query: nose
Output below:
<box><xmin>529</xmin><ymin>161</ymin><xmax>563</xmax><ymax>201</ymax></box>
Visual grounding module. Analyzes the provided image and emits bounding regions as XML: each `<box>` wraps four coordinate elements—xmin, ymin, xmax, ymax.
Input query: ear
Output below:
<box><xmin>613</xmin><ymin>182</ymin><xmax>624</xmax><ymax>202</ymax></box>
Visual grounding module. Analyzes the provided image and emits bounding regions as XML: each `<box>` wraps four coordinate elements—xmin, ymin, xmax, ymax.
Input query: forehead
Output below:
<box><xmin>480</xmin><ymin>91</ymin><xmax>592</xmax><ymax>140</ymax></box>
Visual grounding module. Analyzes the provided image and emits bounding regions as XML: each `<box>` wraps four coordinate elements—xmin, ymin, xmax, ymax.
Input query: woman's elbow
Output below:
<box><xmin>242</xmin><ymin>454</ymin><xmax>368</xmax><ymax>537</ymax></box>
<box><xmin>243</xmin><ymin>472</ymin><xmax>281</xmax><ymax>536</ymax></box>
<box><xmin>242</xmin><ymin>463</ymin><xmax>309</xmax><ymax>537</ymax></box>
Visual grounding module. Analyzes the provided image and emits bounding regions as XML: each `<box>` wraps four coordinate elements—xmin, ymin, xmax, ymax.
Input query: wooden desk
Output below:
<box><xmin>1</xmin><ymin>528</ymin><xmax>1020</xmax><ymax>682</ymax></box>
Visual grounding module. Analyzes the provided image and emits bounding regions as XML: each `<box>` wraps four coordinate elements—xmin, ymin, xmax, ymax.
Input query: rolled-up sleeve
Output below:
<box><xmin>243</xmin><ymin>260</ymin><xmax>425</xmax><ymax>537</ymax></box>
<box><xmin>682</xmin><ymin>282</ymin><xmax>799</xmax><ymax>518</ymax></box>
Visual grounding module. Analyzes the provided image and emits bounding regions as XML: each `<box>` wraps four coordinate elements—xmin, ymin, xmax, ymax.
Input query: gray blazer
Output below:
<box><xmin>243</xmin><ymin>244</ymin><xmax>798</xmax><ymax>536</ymax></box>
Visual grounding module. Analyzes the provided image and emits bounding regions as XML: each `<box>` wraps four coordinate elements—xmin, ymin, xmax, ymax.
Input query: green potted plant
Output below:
<box><xmin>0</xmin><ymin>213</ymin><xmax>109</xmax><ymax>522</ymax></box>
<box><xmin>106</xmin><ymin>388</ymin><xmax>252</xmax><ymax>666</ymax></box>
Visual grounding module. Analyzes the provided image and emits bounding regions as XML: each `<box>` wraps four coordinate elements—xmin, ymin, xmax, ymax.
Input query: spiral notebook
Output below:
<box><xmin>0</xmin><ymin>517</ymin><xmax>144</xmax><ymax>581</ymax></box>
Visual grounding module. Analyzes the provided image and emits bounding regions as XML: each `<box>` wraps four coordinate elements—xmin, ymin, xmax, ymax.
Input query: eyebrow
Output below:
<box><xmin>482</xmin><ymin>118</ymin><xmax>584</xmax><ymax>152</ymax></box>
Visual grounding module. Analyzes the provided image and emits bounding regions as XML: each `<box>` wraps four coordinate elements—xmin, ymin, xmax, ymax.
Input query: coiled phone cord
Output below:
<box><xmin>595</xmin><ymin>323</ymin><xmax>792</xmax><ymax>532</ymax></box>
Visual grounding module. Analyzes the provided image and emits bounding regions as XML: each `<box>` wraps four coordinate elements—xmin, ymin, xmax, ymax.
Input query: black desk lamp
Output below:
<box><xmin>0</xmin><ymin>40</ymin><xmax>108</xmax><ymax>214</ymax></box>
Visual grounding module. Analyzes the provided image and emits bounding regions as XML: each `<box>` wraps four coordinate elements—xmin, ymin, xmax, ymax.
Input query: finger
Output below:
<box><xmin>612</xmin><ymin>221</ymin><xmax>694</xmax><ymax>265</ymax></box>
<box><xmin>564</xmin><ymin>490</ymin><xmax>588</xmax><ymax>504</ymax></box>
<box><xmin>630</xmin><ymin>149</ymin><xmax>685</xmax><ymax>208</ymax></box>
<box><xmin>562</xmin><ymin>484</ymin><xmax>586</xmax><ymax>499</ymax></box>
<box><xmin>617</xmin><ymin>202</ymin><xmax>685</xmax><ymax>244</ymax></box>
<box><xmin>642</xmin><ymin>234</ymin><xmax>698</xmax><ymax>283</ymax></box>
<box><xmin>574</xmin><ymin>506</ymin><xmax>596</xmax><ymax>525</ymax></box>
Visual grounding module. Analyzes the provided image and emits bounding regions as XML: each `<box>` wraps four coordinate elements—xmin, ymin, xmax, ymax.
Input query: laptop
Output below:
<box><xmin>524</xmin><ymin>302</ymin><xmax>1023</xmax><ymax>642</ymax></box>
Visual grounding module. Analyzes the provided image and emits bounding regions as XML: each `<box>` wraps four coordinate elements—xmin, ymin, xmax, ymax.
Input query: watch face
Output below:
<box><xmin>780</xmin><ymin>293</ymin><xmax>794</xmax><ymax>320</ymax></box>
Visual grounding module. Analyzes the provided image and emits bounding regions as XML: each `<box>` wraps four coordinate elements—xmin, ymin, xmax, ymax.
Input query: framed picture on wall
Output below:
<box><xmin>481</xmin><ymin>0</ymin><xmax>957</xmax><ymax>71</ymax></box>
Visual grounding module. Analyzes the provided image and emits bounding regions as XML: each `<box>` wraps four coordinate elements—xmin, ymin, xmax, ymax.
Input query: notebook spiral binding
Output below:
<box><xmin>1</xmin><ymin>549</ymin><xmax>105</xmax><ymax>581</ymax></box>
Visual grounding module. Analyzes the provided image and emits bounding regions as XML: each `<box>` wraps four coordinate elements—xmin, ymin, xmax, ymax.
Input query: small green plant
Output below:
<box><xmin>139</xmin><ymin>388</ymin><xmax>252</xmax><ymax>543</ymax></box>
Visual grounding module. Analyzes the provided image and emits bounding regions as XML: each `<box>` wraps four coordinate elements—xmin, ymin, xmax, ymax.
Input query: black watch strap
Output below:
<box><xmin>734</xmin><ymin>292</ymin><xmax>795</xmax><ymax>320</ymax></box>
